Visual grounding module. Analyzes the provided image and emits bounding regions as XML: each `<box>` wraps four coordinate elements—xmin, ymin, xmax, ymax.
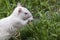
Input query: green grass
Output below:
<box><xmin>0</xmin><ymin>0</ymin><xmax>60</xmax><ymax>40</ymax></box>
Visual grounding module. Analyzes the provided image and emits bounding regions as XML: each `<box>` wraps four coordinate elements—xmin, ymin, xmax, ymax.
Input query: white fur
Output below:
<box><xmin>0</xmin><ymin>3</ymin><xmax>33</xmax><ymax>40</ymax></box>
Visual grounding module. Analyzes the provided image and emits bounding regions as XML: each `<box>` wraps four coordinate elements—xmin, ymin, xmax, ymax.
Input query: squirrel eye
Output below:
<box><xmin>25</xmin><ymin>13</ymin><xmax>27</xmax><ymax>15</ymax></box>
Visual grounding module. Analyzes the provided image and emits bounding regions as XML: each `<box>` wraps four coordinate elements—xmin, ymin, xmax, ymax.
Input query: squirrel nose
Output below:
<box><xmin>31</xmin><ymin>17</ymin><xmax>33</xmax><ymax>21</ymax></box>
<box><xmin>29</xmin><ymin>17</ymin><xmax>33</xmax><ymax>22</ymax></box>
<box><xmin>30</xmin><ymin>19</ymin><xmax>33</xmax><ymax>22</ymax></box>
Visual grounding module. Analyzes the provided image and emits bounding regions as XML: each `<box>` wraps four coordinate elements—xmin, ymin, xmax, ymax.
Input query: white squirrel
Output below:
<box><xmin>0</xmin><ymin>3</ymin><xmax>33</xmax><ymax>40</ymax></box>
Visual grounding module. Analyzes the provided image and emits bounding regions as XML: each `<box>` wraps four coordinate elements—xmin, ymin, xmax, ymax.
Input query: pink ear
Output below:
<box><xmin>18</xmin><ymin>8</ymin><xmax>22</xmax><ymax>15</ymax></box>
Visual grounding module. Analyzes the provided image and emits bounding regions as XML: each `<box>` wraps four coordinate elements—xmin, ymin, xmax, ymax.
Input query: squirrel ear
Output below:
<box><xmin>18</xmin><ymin>8</ymin><xmax>22</xmax><ymax>13</ymax></box>
<box><xmin>17</xmin><ymin>2</ymin><xmax>22</xmax><ymax>7</ymax></box>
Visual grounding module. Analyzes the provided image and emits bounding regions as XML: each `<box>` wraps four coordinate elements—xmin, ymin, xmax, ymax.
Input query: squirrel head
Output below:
<box><xmin>11</xmin><ymin>3</ymin><xmax>33</xmax><ymax>21</ymax></box>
